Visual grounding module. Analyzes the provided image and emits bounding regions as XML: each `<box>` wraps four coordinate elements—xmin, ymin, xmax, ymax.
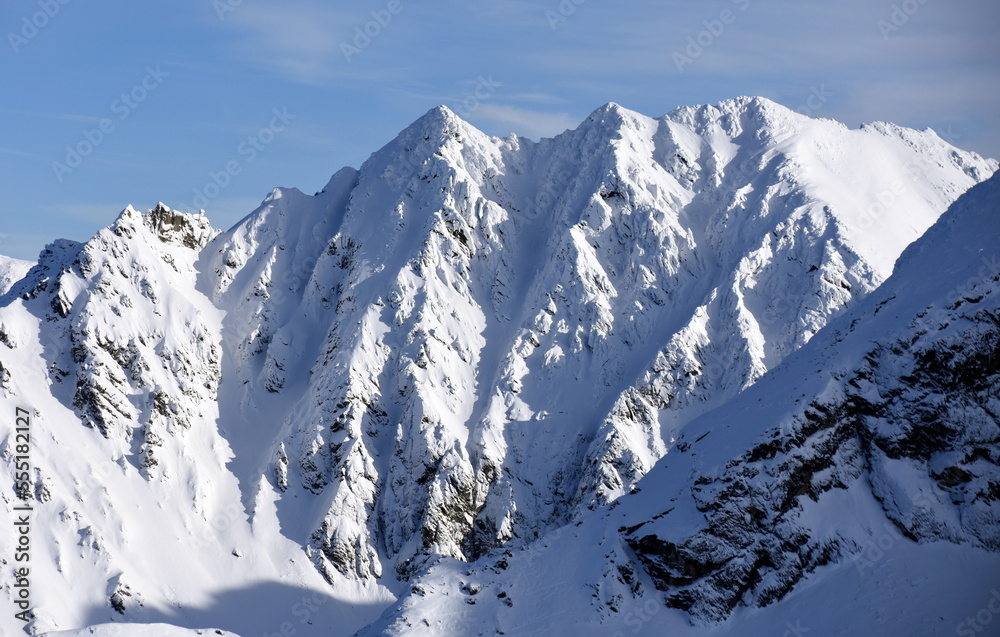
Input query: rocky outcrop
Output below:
<box><xmin>205</xmin><ymin>99</ymin><xmax>995</xmax><ymax>582</ymax></box>
<box><xmin>622</xmin><ymin>174</ymin><xmax>1000</xmax><ymax>619</ymax></box>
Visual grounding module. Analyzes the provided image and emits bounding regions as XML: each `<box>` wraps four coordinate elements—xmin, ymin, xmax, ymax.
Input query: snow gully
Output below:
<box><xmin>11</xmin><ymin>407</ymin><xmax>33</xmax><ymax>623</ymax></box>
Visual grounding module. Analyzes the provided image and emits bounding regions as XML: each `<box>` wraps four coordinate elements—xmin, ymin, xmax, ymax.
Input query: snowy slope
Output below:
<box><xmin>223</xmin><ymin>97</ymin><xmax>993</xmax><ymax>586</ymax></box>
<box><xmin>364</xmin><ymin>171</ymin><xmax>1000</xmax><ymax>636</ymax></box>
<box><xmin>43</xmin><ymin>625</ymin><xmax>240</xmax><ymax>637</ymax></box>
<box><xmin>0</xmin><ymin>255</ymin><xmax>32</xmax><ymax>296</ymax></box>
<box><xmin>0</xmin><ymin>206</ymin><xmax>393</xmax><ymax>635</ymax></box>
<box><xmin>0</xmin><ymin>98</ymin><xmax>995</xmax><ymax>636</ymax></box>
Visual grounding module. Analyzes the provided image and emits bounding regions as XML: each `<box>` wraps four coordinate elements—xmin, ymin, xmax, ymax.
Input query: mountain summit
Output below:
<box><xmin>0</xmin><ymin>99</ymin><xmax>995</xmax><ymax>636</ymax></box>
<box><xmin>365</xmin><ymin>168</ymin><xmax>1000</xmax><ymax>637</ymax></box>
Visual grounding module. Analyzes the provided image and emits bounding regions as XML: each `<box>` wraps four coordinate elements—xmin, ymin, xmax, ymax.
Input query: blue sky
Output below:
<box><xmin>2</xmin><ymin>0</ymin><xmax>998</xmax><ymax>261</ymax></box>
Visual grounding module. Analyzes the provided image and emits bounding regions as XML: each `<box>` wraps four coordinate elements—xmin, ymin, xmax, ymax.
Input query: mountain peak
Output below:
<box><xmin>360</xmin><ymin>104</ymin><xmax>489</xmax><ymax>185</ymax></box>
<box><xmin>593</xmin><ymin>101</ymin><xmax>627</xmax><ymax>114</ymax></box>
<box><xmin>664</xmin><ymin>95</ymin><xmax>803</xmax><ymax>133</ymax></box>
<box><xmin>408</xmin><ymin>104</ymin><xmax>469</xmax><ymax>137</ymax></box>
<box><xmin>144</xmin><ymin>203</ymin><xmax>217</xmax><ymax>250</ymax></box>
<box><xmin>716</xmin><ymin>95</ymin><xmax>795</xmax><ymax>117</ymax></box>
<box><xmin>3</xmin><ymin>97</ymin><xmax>997</xmax><ymax>636</ymax></box>
<box><xmin>585</xmin><ymin>101</ymin><xmax>640</xmax><ymax>126</ymax></box>
<box><xmin>728</xmin><ymin>94</ymin><xmax>784</xmax><ymax>111</ymax></box>
<box><xmin>108</xmin><ymin>203</ymin><xmax>217</xmax><ymax>250</ymax></box>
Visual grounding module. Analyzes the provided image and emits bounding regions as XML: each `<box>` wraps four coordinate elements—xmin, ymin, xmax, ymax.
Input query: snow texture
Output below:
<box><xmin>365</xmin><ymin>171</ymin><xmax>1000</xmax><ymax>637</ymax></box>
<box><xmin>0</xmin><ymin>98</ymin><xmax>996</xmax><ymax>636</ymax></box>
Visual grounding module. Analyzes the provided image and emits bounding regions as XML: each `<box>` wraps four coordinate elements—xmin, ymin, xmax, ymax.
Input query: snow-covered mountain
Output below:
<box><xmin>0</xmin><ymin>256</ymin><xmax>32</xmax><ymax>296</ymax></box>
<box><xmin>0</xmin><ymin>97</ymin><xmax>995</xmax><ymax>636</ymax></box>
<box><xmin>364</xmin><ymin>169</ymin><xmax>1000</xmax><ymax>637</ymax></box>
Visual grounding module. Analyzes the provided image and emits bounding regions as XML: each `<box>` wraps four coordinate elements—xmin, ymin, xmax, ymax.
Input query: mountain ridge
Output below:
<box><xmin>0</xmin><ymin>98</ymin><xmax>996</xmax><ymax>636</ymax></box>
<box><xmin>362</xmin><ymin>169</ymin><xmax>1000</xmax><ymax>637</ymax></box>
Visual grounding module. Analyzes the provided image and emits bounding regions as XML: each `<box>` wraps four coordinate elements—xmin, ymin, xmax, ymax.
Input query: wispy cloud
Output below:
<box><xmin>468</xmin><ymin>104</ymin><xmax>578</xmax><ymax>140</ymax></box>
<box><xmin>502</xmin><ymin>92</ymin><xmax>568</xmax><ymax>105</ymax></box>
<box><xmin>222</xmin><ymin>3</ymin><xmax>350</xmax><ymax>85</ymax></box>
<box><xmin>0</xmin><ymin>147</ymin><xmax>49</xmax><ymax>161</ymax></box>
<box><xmin>218</xmin><ymin>1</ymin><xmax>427</xmax><ymax>86</ymax></box>
<box><xmin>387</xmin><ymin>81</ymin><xmax>565</xmax><ymax>108</ymax></box>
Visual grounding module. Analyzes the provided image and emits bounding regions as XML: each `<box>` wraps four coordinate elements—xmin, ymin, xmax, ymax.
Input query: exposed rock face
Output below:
<box><xmin>221</xmin><ymin>99</ymin><xmax>989</xmax><ymax>582</ymax></box>
<box><xmin>621</xmin><ymin>173</ymin><xmax>1000</xmax><ymax>619</ymax></box>
<box><xmin>145</xmin><ymin>202</ymin><xmax>217</xmax><ymax>250</ymax></box>
<box><xmin>4</xmin><ymin>205</ymin><xmax>223</xmax><ymax>481</ymax></box>
<box><xmin>360</xmin><ymin>164</ymin><xmax>1000</xmax><ymax>637</ymax></box>
<box><xmin>0</xmin><ymin>100</ymin><xmax>995</xmax><ymax>633</ymax></box>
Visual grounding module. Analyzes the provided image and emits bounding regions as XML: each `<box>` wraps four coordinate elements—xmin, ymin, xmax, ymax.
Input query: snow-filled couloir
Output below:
<box><xmin>0</xmin><ymin>97</ymin><xmax>995</xmax><ymax>635</ymax></box>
